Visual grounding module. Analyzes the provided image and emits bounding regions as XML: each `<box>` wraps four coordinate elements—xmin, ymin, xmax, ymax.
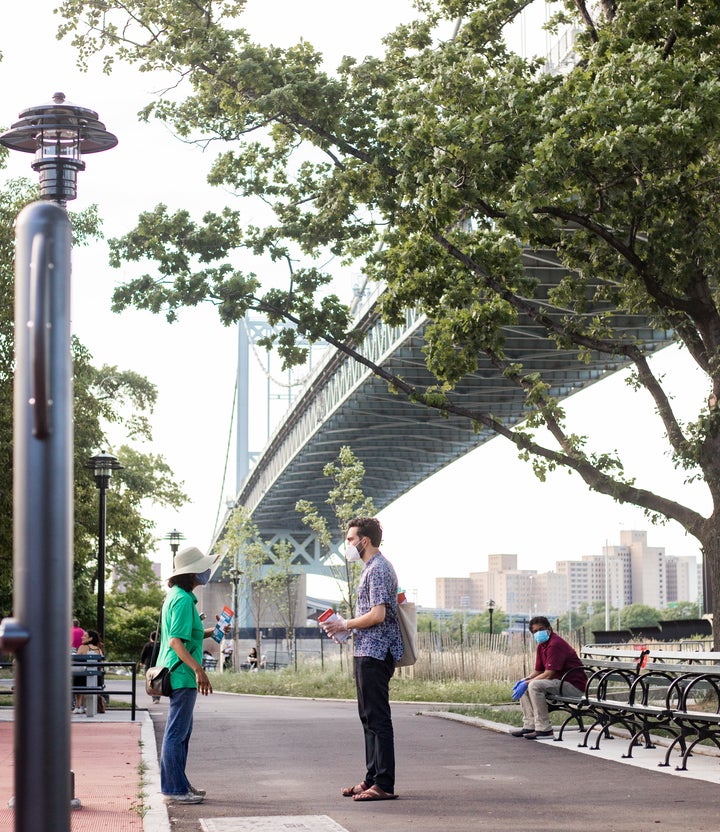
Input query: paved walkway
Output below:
<box><xmin>153</xmin><ymin>693</ymin><xmax>720</xmax><ymax>832</ymax></box>
<box><xmin>1</xmin><ymin>687</ymin><xmax>720</xmax><ymax>832</ymax></box>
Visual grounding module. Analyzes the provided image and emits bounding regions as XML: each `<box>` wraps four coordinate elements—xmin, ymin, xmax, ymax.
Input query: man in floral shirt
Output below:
<box><xmin>321</xmin><ymin>516</ymin><xmax>403</xmax><ymax>801</ymax></box>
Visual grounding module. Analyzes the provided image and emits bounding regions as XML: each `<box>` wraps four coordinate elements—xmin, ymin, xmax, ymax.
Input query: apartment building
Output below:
<box><xmin>666</xmin><ymin>555</ymin><xmax>701</xmax><ymax>604</ymax></box>
<box><xmin>434</xmin><ymin>576</ymin><xmax>477</xmax><ymax>610</ymax></box>
<box><xmin>436</xmin><ymin>530</ymin><xmax>699</xmax><ymax>616</ymax></box>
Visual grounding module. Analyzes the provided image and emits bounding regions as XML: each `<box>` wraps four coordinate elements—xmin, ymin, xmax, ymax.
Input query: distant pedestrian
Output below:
<box><xmin>71</xmin><ymin>619</ymin><xmax>85</xmax><ymax>652</ymax></box>
<box><xmin>139</xmin><ymin>631</ymin><xmax>161</xmax><ymax>703</ymax></box>
<box><xmin>321</xmin><ymin>517</ymin><xmax>403</xmax><ymax>801</ymax></box>
<box><xmin>73</xmin><ymin>630</ymin><xmax>104</xmax><ymax>714</ymax></box>
<box><xmin>157</xmin><ymin>546</ymin><xmax>219</xmax><ymax>805</ymax></box>
<box><xmin>71</xmin><ymin>619</ymin><xmax>86</xmax><ymax>709</ymax></box>
<box><xmin>510</xmin><ymin>616</ymin><xmax>587</xmax><ymax>740</ymax></box>
<box><xmin>221</xmin><ymin>637</ymin><xmax>234</xmax><ymax>670</ymax></box>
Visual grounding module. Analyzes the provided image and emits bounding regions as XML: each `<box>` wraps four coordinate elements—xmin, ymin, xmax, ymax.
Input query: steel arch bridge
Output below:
<box><xmin>209</xmin><ymin>249</ymin><xmax>673</xmax><ymax>622</ymax></box>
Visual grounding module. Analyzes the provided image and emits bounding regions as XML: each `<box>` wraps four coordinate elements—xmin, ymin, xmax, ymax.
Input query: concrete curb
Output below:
<box><xmin>140</xmin><ymin>711</ymin><xmax>170</xmax><ymax>832</ymax></box>
<box><xmin>422</xmin><ymin>709</ymin><xmax>720</xmax><ymax>757</ymax></box>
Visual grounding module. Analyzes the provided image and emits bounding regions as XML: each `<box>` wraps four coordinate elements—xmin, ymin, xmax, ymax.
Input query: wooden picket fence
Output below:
<box><xmin>286</xmin><ymin>628</ymin><xmax>588</xmax><ymax>682</ymax></box>
<box><xmin>407</xmin><ymin>631</ymin><xmax>537</xmax><ymax>682</ymax></box>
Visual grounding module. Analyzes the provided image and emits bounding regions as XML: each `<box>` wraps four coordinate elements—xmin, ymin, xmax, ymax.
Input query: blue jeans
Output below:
<box><xmin>160</xmin><ymin>686</ymin><xmax>197</xmax><ymax>795</ymax></box>
<box><xmin>355</xmin><ymin>651</ymin><xmax>396</xmax><ymax>793</ymax></box>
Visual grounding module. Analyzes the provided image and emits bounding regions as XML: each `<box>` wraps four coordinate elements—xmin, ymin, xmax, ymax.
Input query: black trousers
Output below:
<box><xmin>354</xmin><ymin>651</ymin><xmax>396</xmax><ymax>793</ymax></box>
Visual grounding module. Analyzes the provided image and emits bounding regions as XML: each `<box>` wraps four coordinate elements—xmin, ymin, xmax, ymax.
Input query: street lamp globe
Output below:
<box><xmin>0</xmin><ymin>92</ymin><xmax>118</xmax><ymax>203</ymax></box>
<box><xmin>86</xmin><ymin>450</ymin><xmax>123</xmax><ymax>486</ymax></box>
<box><xmin>165</xmin><ymin>528</ymin><xmax>186</xmax><ymax>558</ymax></box>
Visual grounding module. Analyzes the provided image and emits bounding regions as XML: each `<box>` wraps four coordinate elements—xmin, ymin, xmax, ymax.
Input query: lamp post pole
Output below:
<box><xmin>0</xmin><ymin>92</ymin><xmax>116</xmax><ymax>832</ymax></box>
<box><xmin>229</xmin><ymin>567</ymin><xmax>242</xmax><ymax>672</ymax></box>
<box><xmin>86</xmin><ymin>451</ymin><xmax>123</xmax><ymax>645</ymax></box>
<box><xmin>604</xmin><ymin>538</ymin><xmax>610</xmax><ymax>632</ymax></box>
<box><xmin>487</xmin><ymin>599</ymin><xmax>496</xmax><ymax>638</ymax></box>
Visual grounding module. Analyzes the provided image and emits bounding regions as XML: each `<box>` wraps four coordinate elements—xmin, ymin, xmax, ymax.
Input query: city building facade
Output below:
<box><xmin>436</xmin><ymin>530</ymin><xmax>700</xmax><ymax>617</ymax></box>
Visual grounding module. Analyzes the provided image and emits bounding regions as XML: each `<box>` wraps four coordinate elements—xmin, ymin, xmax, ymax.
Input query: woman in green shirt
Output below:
<box><xmin>157</xmin><ymin>546</ymin><xmax>219</xmax><ymax>804</ymax></box>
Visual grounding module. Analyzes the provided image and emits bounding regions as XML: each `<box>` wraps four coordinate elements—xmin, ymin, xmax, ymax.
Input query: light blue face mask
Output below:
<box><xmin>196</xmin><ymin>568</ymin><xmax>212</xmax><ymax>586</ymax></box>
<box><xmin>533</xmin><ymin>629</ymin><xmax>550</xmax><ymax>645</ymax></box>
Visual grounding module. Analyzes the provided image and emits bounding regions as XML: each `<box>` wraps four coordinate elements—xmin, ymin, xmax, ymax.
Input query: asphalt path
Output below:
<box><xmin>146</xmin><ymin>689</ymin><xmax>720</xmax><ymax>832</ymax></box>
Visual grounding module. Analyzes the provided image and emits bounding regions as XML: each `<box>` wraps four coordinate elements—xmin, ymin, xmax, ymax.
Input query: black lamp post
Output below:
<box><xmin>86</xmin><ymin>451</ymin><xmax>123</xmax><ymax>644</ymax></box>
<box><xmin>487</xmin><ymin>599</ymin><xmax>496</xmax><ymax>637</ymax></box>
<box><xmin>0</xmin><ymin>93</ymin><xmax>116</xmax><ymax>832</ymax></box>
<box><xmin>165</xmin><ymin>528</ymin><xmax>186</xmax><ymax>560</ymax></box>
<box><xmin>229</xmin><ymin>567</ymin><xmax>242</xmax><ymax>672</ymax></box>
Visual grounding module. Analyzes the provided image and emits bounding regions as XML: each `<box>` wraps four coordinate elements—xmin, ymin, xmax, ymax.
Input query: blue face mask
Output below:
<box><xmin>533</xmin><ymin>629</ymin><xmax>550</xmax><ymax>645</ymax></box>
<box><xmin>196</xmin><ymin>568</ymin><xmax>212</xmax><ymax>586</ymax></box>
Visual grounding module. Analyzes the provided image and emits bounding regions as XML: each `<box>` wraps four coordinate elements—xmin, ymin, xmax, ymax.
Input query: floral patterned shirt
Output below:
<box><xmin>353</xmin><ymin>552</ymin><xmax>403</xmax><ymax>662</ymax></box>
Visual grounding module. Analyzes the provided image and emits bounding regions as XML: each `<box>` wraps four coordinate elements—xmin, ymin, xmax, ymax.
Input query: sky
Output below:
<box><xmin>0</xmin><ymin>1</ymin><xmax>709</xmax><ymax>608</ymax></box>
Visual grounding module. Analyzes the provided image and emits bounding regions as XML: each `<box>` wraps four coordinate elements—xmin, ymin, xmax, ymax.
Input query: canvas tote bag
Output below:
<box><xmin>395</xmin><ymin>601</ymin><xmax>418</xmax><ymax>667</ymax></box>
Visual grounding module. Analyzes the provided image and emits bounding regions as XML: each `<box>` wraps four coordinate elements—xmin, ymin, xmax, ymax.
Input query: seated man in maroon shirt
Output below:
<box><xmin>511</xmin><ymin>616</ymin><xmax>587</xmax><ymax>740</ymax></box>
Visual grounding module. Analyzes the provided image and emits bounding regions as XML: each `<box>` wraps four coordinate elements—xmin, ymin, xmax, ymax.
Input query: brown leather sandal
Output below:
<box><xmin>353</xmin><ymin>784</ymin><xmax>398</xmax><ymax>801</ymax></box>
<box><xmin>341</xmin><ymin>781</ymin><xmax>368</xmax><ymax>797</ymax></box>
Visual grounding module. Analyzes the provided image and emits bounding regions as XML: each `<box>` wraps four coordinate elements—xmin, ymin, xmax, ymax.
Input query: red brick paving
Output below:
<box><xmin>0</xmin><ymin>720</ymin><xmax>143</xmax><ymax>831</ymax></box>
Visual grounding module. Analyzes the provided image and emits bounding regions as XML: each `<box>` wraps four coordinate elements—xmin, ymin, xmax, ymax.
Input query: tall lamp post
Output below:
<box><xmin>229</xmin><ymin>567</ymin><xmax>242</xmax><ymax>671</ymax></box>
<box><xmin>165</xmin><ymin>528</ymin><xmax>186</xmax><ymax>561</ymax></box>
<box><xmin>604</xmin><ymin>538</ymin><xmax>610</xmax><ymax>631</ymax></box>
<box><xmin>487</xmin><ymin>599</ymin><xmax>496</xmax><ymax>637</ymax></box>
<box><xmin>86</xmin><ymin>451</ymin><xmax>123</xmax><ymax>644</ymax></box>
<box><xmin>0</xmin><ymin>93</ymin><xmax>116</xmax><ymax>832</ymax></box>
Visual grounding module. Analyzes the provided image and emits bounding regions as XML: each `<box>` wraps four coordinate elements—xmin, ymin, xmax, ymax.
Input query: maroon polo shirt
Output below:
<box><xmin>535</xmin><ymin>632</ymin><xmax>587</xmax><ymax>691</ymax></box>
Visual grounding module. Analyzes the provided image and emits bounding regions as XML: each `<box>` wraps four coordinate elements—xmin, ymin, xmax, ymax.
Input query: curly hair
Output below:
<box><xmin>529</xmin><ymin>616</ymin><xmax>552</xmax><ymax>631</ymax></box>
<box><xmin>347</xmin><ymin>516</ymin><xmax>383</xmax><ymax>548</ymax></box>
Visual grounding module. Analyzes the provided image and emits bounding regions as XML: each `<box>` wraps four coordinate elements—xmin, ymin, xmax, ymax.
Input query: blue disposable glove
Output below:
<box><xmin>511</xmin><ymin>679</ymin><xmax>528</xmax><ymax>700</ymax></box>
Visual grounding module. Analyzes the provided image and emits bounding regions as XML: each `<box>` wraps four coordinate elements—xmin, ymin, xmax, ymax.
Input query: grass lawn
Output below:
<box><xmin>208</xmin><ymin>666</ymin><xmax>514</xmax><ymax>707</ymax></box>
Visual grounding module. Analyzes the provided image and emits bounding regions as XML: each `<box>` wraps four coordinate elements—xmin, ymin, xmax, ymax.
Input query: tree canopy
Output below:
<box><xmin>56</xmin><ymin>0</ymin><xmax>720</xmax><ymax>636</ymax></box>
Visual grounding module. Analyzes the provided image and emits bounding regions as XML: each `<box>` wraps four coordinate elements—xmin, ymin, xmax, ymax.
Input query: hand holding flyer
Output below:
<box><xmin>211</xmin><ymin>605</ymin><xmax>234</xmax><ymax>643</ymax></box>
<box><xmin>318</xmin><ymin>608</ymin><xmax>351</xmax><ymax>643</ymax></box>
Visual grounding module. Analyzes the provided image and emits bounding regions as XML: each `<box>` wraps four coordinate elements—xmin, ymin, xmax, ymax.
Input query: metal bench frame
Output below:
<box><xmin>546</xmin><ymin>646</ymin><xmax>720</xmax><ymax>772</ymax></box>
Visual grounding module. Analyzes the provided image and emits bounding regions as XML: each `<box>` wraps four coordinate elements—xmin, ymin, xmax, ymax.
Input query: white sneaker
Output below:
<box><xmin>189</xmin><ymin>785</ymin><xmax>206</xmax><ymax>797</ymax></box>
<box><xmin>163</xmin><ymin>792</ymin><xmax>204</xmax><ymax>804</ymax></box>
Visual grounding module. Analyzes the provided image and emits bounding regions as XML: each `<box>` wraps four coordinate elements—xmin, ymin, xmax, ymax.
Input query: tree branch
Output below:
<box><xmin>431</xmin><ymin>230</ymin><xmax>639</xmax><ymax>359</ymax></box>
<box><xmin>537</xmin><ymin>205</ymin><xmax>719</xmax><ymax>328</ymax></box>
<box><xmin>574</xmin><ymin>0</ymin><xmax>600</xmax><ymax>43</ymax></box>
<box><xmin>628</xmin><ymin>349</ymin><xmax>694</xmax><ymax>459</ymax></box>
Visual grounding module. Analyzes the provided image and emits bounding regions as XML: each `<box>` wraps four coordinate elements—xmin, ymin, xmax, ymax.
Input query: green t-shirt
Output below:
<box><xmin>157</xmin><ymin>584</ymin><xmax>204</xmax><ymax>690</ymax></box>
